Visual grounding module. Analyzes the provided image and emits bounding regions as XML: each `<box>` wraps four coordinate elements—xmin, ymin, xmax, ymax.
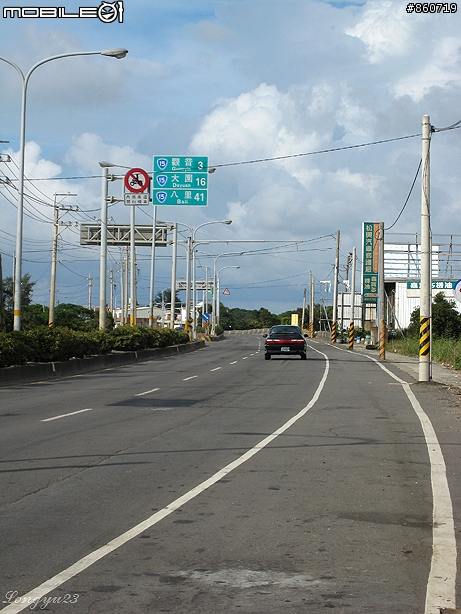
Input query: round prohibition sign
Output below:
<box><xmin>124</xmin><ymin>168</ymin><xmax>150</xmax><ymax>193</ymax></box>
<box><xmin>454</xmin><ymin>279</ymin><xmax>461</xmax><ymax>304</ymax></box>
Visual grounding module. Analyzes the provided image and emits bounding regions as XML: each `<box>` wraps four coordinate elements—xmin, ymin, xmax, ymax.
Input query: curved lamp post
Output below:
<box><xmin>0</xmin><ymin>47</ymin><xmax>128</xmax><ymax>330</ymax></box>
<box><xmin>175</xmin><ymin>220</ymin><xmax>232</xmax><ymax>338</ymax></box>
<box><xmin>216</xmin><ymin>265</ymin><xmax>240</xmax><ymax>331</ymax></box>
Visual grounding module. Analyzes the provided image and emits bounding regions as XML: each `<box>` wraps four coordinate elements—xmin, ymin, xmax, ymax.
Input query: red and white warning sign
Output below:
<box><xmin>222</xmin><ymin>287</ymin><xmax>230</xmax><ymax>295</ymax></box>
<box><xmin>124</xmin><ymin>168</ymin><xmax>150</xmax><ymax>193</ymax></box>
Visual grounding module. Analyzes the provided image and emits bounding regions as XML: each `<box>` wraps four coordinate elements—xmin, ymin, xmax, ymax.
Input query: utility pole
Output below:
<box><xmin>170</xmin><ymin>224</ymin><xmax>178</xmax><ymax>330</ymax></box>
<box><xmin>49</xmin><ymin>193</ymin><xmax>77</xmax><ymax>327</ymax></box>
<box><xmin>331</xmin><ymin>230</ymin><xmax>340</xmax><ymax>343</ymax></box>
<box><xmin>349</xmin><ymin>246</ymin><xmax>356</xmax><ymax>350</ymax></box>
<box><xmin>0</xmin><ymin>254</ymin><xmax>5</xmax><ymax>332</ymax></box>
<box><xmin>310</xmin><ymin>272</ymin><xmax>315</xmax><ymax>338</ymax></box>
<box><xmin>149</xmin><ymin>206</ymin><xmax>157</xmax><ymax>328</ymax></box>
<box><xmin>88</xmin><ymin>275</ymin><xmax>93</xmax><ymax>310</ymax></box>
<box><xmin>109</xmin><ymin>270</ymin><xmax>114</xmax><ymax>312</ymax></box>
<box><xmin>419</xmin><ymin>114</ymin><xmax>432</xmax><ymax>382</ymax></box>
<box><xmin>378</xmin><ymin>221</ymin><xmax>386</xmax><ymax>360</ymax></box>
<box><xmin>301</xmin><ymin>287</ymin><xmax>307</xmax><ymax>331</ymax></box>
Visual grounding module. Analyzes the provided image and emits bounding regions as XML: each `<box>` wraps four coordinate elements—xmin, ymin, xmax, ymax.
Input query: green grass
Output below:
<box><xmin>388</xmin><ymin>337</ymin><xmax>461</xmax><ymax>371</ymax></box>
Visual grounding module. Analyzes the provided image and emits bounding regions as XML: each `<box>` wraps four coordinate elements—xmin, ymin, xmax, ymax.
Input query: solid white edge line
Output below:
<box><xmin>1</xmin><ymin>348</ymin><xmax>330</xmax><ymax>614</ymax></box>
<box><xmin>329</xmin><ymin>344</ymin><xmax>457</xmax><ymax>614</ymax></box>
<box><xmin>40</xmin><ymin>409</ymin><xmax>93</xmax><ymax>423</ymax></box>
<box><xmin>135</xmin><ymin>388</ymin><xmax>160</xmax><ymax>397</ymax></box>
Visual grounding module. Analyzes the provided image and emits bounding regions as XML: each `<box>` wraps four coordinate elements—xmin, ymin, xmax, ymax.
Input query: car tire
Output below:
<box><xmin>300</xmin><ymin>352</ymin><xmax>307</xmax><ymax>360</ymax></box>
<box><xmin>264</xmin><ymin>353</ymin><xmax>271</xmax><ymax>360</ymax></box>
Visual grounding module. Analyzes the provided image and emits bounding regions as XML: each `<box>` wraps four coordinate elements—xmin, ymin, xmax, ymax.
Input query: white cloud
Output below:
<box><xmin>66</xmin><ymin>133</ymin><xmax>152</xmax><ymax>173</ymax></box>
<box><xmin>345</xmin><ymin>0</ymin><xmax>413</xmax><ymax>62</ymax></box>
<box><xmin>394</xmin><ymin>37</ymin><xmax>461</xmax><ymax>101</ymax></box>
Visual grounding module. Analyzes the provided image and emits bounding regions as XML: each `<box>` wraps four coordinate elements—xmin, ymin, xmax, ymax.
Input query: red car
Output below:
<box><xmin>263</xmin><ymin>325</ymin><xmax>307</xmax><ymax>360</ymax></box>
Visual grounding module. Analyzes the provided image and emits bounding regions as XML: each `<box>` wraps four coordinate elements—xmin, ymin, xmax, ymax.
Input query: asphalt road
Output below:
<box><xmin>1</xmin><ymin>335</ymin><xmax>460</xmax><ymax>614</ymax></box>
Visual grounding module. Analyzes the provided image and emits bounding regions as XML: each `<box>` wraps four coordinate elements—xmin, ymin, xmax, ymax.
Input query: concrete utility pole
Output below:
<box><xmin>0</xmin><ymin>254</ymin><xmax>5</xmax><ymax>332</ymax></box>
<box><xmin>170</xmin><ymin>224</ymin><xmax>178</xmax><ymax>330</ymax></box>
<box><xmin>349</xmin><ymin>247</ymin><xmax>356</xmax><ymax>350</ymax></box>
<box><xmin>309</xmin><ymin>271</ymin><xmax>315</xmax><ymax>338</ymax></box>
<box><xmin>301</xmin><ymin>287</ymin><xmax>307</xmax><ymax>331</ymax></box>
<box><xmin>149</xmin><ymin>206</ymin><xmax>157</xmax><ymax>328</ymax></box>
<box><xmin>87</xmin><ymin>275</ymin><xmax>93</xmax><ymax>310</ymax></box>
<box><xmin>49</xmin><ymin>193</ymin><xmax>77</xmax><ymax>327</ymax></box>
<box><xmin>419</xmin><ymin>114</ymin><xmax>432</xmax><ymax>381</ymax></box>
<box><xmin>378</xmin><ymin>221</ymin><xmax>386</xmax><ymax>360</ymax></box>
<box><xmin>331</xmin><ymin>230</ymin><xmax>340</xmax><ymax>343</ymax></box>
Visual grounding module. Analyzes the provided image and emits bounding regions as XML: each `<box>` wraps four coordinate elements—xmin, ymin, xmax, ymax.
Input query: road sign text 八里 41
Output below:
<box><xmin>153</xmin><ymin>156</ymin><xmax>208</xmax><ymax>207</ymax></box>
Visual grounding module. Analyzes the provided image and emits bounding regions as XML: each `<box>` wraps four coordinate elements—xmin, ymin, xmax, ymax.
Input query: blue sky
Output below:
<box><xmin>0</xmin><ymin>0</ymin><xmax>460</xmax><ymax>313</ymax></box>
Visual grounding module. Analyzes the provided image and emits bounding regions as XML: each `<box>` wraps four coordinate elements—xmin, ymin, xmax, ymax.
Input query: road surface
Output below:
<box><xmin>1</xmin><ymin>335</ymin><xmax>460</xmax><ymax>613</ymax></box>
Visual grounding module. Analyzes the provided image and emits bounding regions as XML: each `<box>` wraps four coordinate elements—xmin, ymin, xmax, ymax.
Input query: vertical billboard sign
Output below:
<box><xmin>362</xmin><ymin>222</ymin><xmax>379</xmax><ymax>304</ymax></box>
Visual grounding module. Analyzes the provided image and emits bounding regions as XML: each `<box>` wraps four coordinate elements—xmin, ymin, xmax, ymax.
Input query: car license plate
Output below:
<box><xmin>281</xmin><ymin>347</ymin><xmax>290</xmax><ymax>352</ymax></box>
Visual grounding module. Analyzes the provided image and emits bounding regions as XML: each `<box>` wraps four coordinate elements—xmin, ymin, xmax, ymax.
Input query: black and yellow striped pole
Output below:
<box><xmin>348</xmin><ymin>322</ymin><xmax>354</xmax><ymax>349</ymax></box>
<box><xmin>419</xmin><ymin>316</ymin><xmax>430</xmax><ymax>359</ymax></box>
<box><xmin>331</xmin><ymin>321</ymin><xmax>337</xmax><ymax>345</ymax></box>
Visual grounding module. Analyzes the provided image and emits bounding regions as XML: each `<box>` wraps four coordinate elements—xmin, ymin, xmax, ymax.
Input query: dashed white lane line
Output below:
<box><xmin>229</xmin><ymin>361</ymin><xmax>238</xmax><ymax>365</ymax></box>
<box><xmin>4</xmin><ymin>348</ymin><xmax>330</xmax><ymax>614</ymax></box>
<box><xmin>242</xmin><ymin>356</ymin><xmax>248</xmax><ymax>360</ymax></box>
<box><xmin>210</xmin><ymin>367</ymin><xmax>222</xmax><ymax>372</ymax></box>
<box><xmin>183</xmin><ymin>375</ymin><xmax>198</xmax><ymax>381</ymax></box>
<box><xmin>135</xmin><ymin>388</ymin><xmax>160</xmax><ymax>397</ymax></box>
<box><xmin>40</xmin><ymin>408</ymin><xmax>92</xmax><ymax>423</ymax></box>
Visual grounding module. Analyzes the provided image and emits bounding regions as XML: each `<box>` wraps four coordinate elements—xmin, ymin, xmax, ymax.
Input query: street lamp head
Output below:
<box><xmin>100</xmin><ymin>48</ymin><xmax>129</xmax><ymax>59</ymax></box>
<box><xmin>222</xmin><ymin>220</ymin><xmax>232</xmax><ymax>225</ymax></box>
<box><xmin>99</xmin><ymin>161</ymin><xmax>115</xmax><ymax>168</ymax></box>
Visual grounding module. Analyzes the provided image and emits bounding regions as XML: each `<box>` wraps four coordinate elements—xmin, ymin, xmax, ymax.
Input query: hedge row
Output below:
<box><xmin>0</xmin><ymin>326</ymin><xmax>190</xmax><ymax>368</ymax></box>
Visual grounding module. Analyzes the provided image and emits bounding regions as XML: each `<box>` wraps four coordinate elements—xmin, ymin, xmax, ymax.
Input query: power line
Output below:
<box><xmin>212</xmin><ymin>134</ymin><xmax>422</xmax><ymax>169</ymax></box>
<box><xmin>385</xmin><ymin>159</ymin><xmax>422</xmax><ymax>232</ymax></box>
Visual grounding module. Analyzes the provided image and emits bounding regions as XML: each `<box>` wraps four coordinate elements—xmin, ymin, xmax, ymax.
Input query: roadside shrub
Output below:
<box><xmin>0</xmin><ymin>332</ymin><xmax>28</xmax><ymax>367</ymax></box>
<box><xmin>0</xmin><ymin>325</ymin><xmax>191</xmax><ymax>368</ymax></box>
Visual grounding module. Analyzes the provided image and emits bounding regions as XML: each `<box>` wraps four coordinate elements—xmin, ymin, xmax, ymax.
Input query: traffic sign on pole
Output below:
<box><xmin>124</xmin><ymin>168</ymin><xmax>150</xmax><ymax>193</ymax></box>
<box><xmin>153</xmin><ymin>156</ymin><xmax>209</xmax><ymax>206</ymax></box>
<box><xmin>454</xmin><ymin>279</ymin><xmax>461</xmax><ymax>303</ymax></box>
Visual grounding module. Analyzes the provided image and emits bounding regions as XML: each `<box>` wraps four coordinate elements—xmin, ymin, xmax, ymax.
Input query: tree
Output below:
<box><xmin>3</xmin><ymin>273</ymin><xmax>36</xmax><ymax>331</ymax></box>
<box><xmin>407</xmin><ymin>292</ymin><xmax>461</xmax><ymax>339</ymax></box>
<box><xmin>54</xmin><ymin>303</ymin><xmax>100</xmax><ymax>331</ymax></box>
<box><xmin>154</xmin><ymin>289</ymin><xmax>181</xmax><ymax>311</ymax></box>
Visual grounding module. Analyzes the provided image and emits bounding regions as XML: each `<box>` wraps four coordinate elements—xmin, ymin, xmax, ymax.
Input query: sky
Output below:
<box><xmin>0</xmin><ymin>0</ymin><xmax>460</xmax><ymax>315</ymax></box>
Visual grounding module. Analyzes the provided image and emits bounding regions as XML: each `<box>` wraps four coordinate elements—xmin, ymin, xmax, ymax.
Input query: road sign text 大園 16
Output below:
<box><xmin>153</xmin><ymin>156</ymin><xmax>209</xmax><ymax>206</ymax></box>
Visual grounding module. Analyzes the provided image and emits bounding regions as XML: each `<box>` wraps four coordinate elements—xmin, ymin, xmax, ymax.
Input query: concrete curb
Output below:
<box><xmin>0</xmin><ymin>340</ymin><xmax>206</xmax><ymax>387</ymax></box>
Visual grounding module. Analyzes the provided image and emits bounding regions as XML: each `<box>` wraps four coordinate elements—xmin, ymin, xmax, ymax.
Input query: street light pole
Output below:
<box><xmin>0</xmin><ymin>48</ymin><xmax>128</xmax><ymax>331</ymax></box>
<box><xmin>216</xmin><ymin>265</ymin><xmax>240</xmax><ymax>330</ymax></box>
<box><xmin>178</xmin><ymin>220</ymin><xmax>232</xmax><ymax>339</ymax></box>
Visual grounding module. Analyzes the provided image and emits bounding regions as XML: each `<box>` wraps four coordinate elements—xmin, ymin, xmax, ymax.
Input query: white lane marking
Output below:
<box><xmin>242</xmin><ymin>356</ymin><xmax>248</xmax><ymax>360</ymax></box>
<box><xmin>3</xmin><ymin>349</ymin><xmax>330</xmax><ymax>614</ymax></box>
<box><xmin>40</xmin><ymin>409</ymin><xmax>92</xmax><ymax>423</ymax></box>
<box><xmin>330</xmin><ymin>344</ymin><xmax>457</xmax><ymax>614</ymax></box>
<box><xmin>210</xmin><ymin>367</ymin><xmax>221</xmax><ymax>372</ymax></box>
<box><xmin>229</xmin><ymin>361</ymin><xmax>238</xmax><ymax>365</ymax></box>
<box><xmin>135</xmin><ymin>388</ymin><xmax>160</xmax><ymax>397</ymax></box>
<box><xmin>183</xmin><ymin>375</ymin><xmax>198</xmax><ymax>381</ymax></box>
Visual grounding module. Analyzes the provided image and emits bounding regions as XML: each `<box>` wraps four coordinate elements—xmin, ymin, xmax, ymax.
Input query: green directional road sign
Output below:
<box><xmin>153</xmin><ymin>189</ymin><xmax>208</xmax><ymax>206</ymax></box>
<box><xmin>153</xmin><ymin>156</ymin><xmax>209</xmax><ymax>206</ymax></box>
